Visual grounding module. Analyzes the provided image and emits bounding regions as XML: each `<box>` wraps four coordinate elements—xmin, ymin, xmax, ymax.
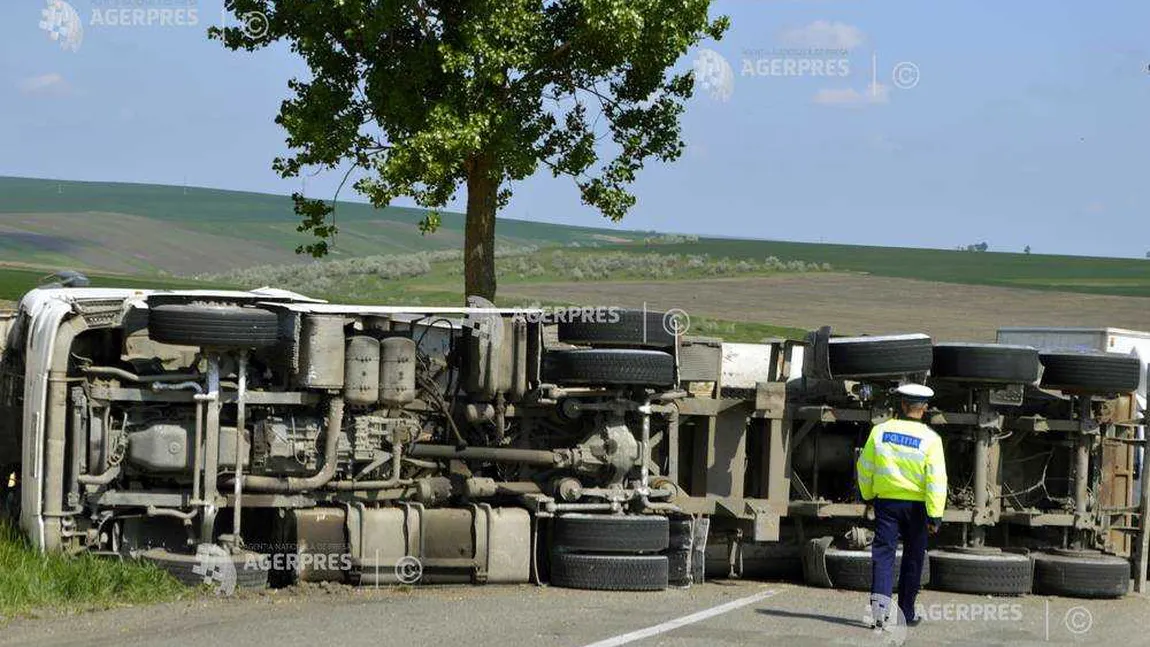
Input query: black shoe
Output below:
<box><xmin>905</xmin><ymin>615</ymin><xmax>924</xmax><ymax>627</ymax></box>
<box><xmin>869</xmin><ymin>618</ymin><xmax>885</xmax><ymax>631</ymax></box>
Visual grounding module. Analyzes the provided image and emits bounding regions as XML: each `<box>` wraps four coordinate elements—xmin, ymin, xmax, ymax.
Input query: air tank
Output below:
<box><xmin>379</xmin><ymin>337</ymin><xmax>417</xmax><ymax>406</ymax></box>
<box><xmin>296</xmin><ymin>315</ymin><xmax>346</xmax><ymax>389</ymax></box>
<box><xmin>344</xmin><ymin>336</ymin><xmax>381</xmax><ymax>406</ymax></box>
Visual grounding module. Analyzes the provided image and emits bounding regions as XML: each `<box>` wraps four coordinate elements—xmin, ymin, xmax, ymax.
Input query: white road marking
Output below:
<box><xmin>580</xmin><ymin>588</ymin><xmax>779</xmax><ymax>647</ymax></box>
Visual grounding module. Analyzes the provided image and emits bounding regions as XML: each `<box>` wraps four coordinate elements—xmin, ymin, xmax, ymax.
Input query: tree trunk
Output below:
<box><xmin>464</xmin><ymin>154</ymin><xmax>498</xmax><ymax>302</ymax></box>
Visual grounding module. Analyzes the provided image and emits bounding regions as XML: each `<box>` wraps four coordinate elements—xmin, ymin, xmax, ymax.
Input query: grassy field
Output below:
<box><xmin>0</xmin><ymin>177</ymin><xmax>650</xmax><ymax>275</ymax></box>
<box><xmin>0</xmin><ymin>267</ymin><xmax>225</xmax><ymax>303</ymax></box>
<box><xmin>5</xmin><ymin>176</ymin><xmax>1149</xmax><ymax>300</ymax></box>
<box><xmin>614</xmin><ymin>238</ymin><xmax>1150</xmax><ymax>298</ymax></box>
<box><xmin>0</xmin><ymin>521</ymin><xmax>185</xmax><ymax>619</ymax></box>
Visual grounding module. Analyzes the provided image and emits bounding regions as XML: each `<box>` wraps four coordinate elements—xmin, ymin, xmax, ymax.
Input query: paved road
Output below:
<box><xmin>3</xmin><ymin>579</ymin><xmax>1144</xmax><ymax>647</ymax></box>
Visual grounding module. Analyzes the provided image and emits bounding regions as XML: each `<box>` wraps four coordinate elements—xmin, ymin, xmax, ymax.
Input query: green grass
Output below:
<box><xmin>0</xmin><ymin>177</ymin><xmax>649</xmax><ymax>273</ymax></box>
<box><xmin>0</xmin><ymin>521</ymin><xmax>185</xmax><ymax>619</ymax></box>
<box><xmin>607</xmin><ymin>238</ymin><xmax>1150</xmax><ymax>298</ymax></box>
<box><xmin>688</xmin><ymin>317</ymin><xmax>807</xmax><ymax>342</ymax></box>
<box><xmin>0</xmin><ymin>267</ymin><xmax>232</xmax><ymax>303</ymax></box>
<box><xmin>4</xmin><ymin>177</ymin><xmax>1149</xmax><ymax>300</ymax></box>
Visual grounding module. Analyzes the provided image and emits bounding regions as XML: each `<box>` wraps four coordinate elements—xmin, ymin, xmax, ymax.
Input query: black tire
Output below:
<box><xmin>932</xmin><ymin>343</ymin><xmax>1040</xmax><ymax>384</ymax></box>
<box><xmin>550</xmin><ymin>552</ymin><xmax>669</xmax><ymax>591</ymax></box>
<box><xmin>828</xmin><ymin>335</ymin><xmax>933</xmax><ymax>379</ymax></box>
<box><xmin>1032</xmin><ymin>551</ymin><xmax>1129</xmax><ymax>598</ymax></box>
<box><xmin>666</xmin><ymin>518</ymin><xmax>694</xmax><ymax>586</ymax></box>
<box><xmin>823</xmin><ymin>547</ymin><xmax>930</xmax><ymax>591</ymax></box>
<box><xmin>149</xmin><ymin>304</ymin><xmax>280</xmax><ymax>348</ymax></box>
<box><xmin>553</xmin><ymin>514</ymin><xmax>669</xmax><ymax>553</ymax></box>
<box><xmin>1039</xmin><ymin>351</ymin><xmax>1142</xmax><ymax>393</ymax></box>
<box><xmin>542</xmin><ymin>349</ymin><xmax>676</xmax><ymax>386</ymax></box>
<box><xmin>928</xmin><ymin>549</ymin><xmax>1032</xmax><ymax>596</ymax></box>
<box><xmin>557</xmin><ymin>309</ymin><xmax>676</xmax><ymax>348</ymax></box>
<box><xmin>138</xmin><ymin>547</ymin><xmax>269</xmax><ymax>591</ymax></box>
<box><xmin>667</xmin><ymin>548</ymin><xmax>691</xmax><ymax>586</ymax></box>
<box><xmin>668</xmin><ymin>517</ymin><xmax>693</xmax><ymax>550</ymax></box>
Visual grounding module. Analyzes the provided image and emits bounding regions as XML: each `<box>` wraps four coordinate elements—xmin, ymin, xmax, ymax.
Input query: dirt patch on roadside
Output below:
<box><xmin>502</xmin><ymin>273</ymin><xmax>1150</xmax><ymax>340</ymax></box>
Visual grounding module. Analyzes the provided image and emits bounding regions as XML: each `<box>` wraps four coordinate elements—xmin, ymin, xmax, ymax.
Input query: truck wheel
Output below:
<box><xmin>553</xmin><ymin>514</ymin><xmax>669</xmax><ymax>553</ymax></box>
<box><xmin>667</xmin><ymin>517</ymin><xmax>693</xmax><ymax>550</ymax></box>
<box><xmin>823</xmin><ymin>547</ymin><xmax>930</xmax><ymax>591</ymax></box>
<box><xmin>550</xmin><ymin>552</ymin><xmax>669</xmax><ymax>591</ymax></box>
<box><xmin>928</xmin><ymin>548</ymin><xmax>1032</xmax><ymax>596</ymax></box>
<box><xmin>542</xmin><ymin>349</ymin><xmax>676</xmax><ymax>386</ymax></box>
<box><xmin>931</xmin><ymin>343</ymin><xmax>1040</xmax><ymax>384</ymax></box>
<box><xmin>139</xmin><ymin>546</ymin><xmax>269</xmax><ymax>591</ymax></box>
<box><xmin>1039</xmin><ymin>352</ymin><xmax>1142</xmax><ymax>393</ymax></box>
<box><xmin>148</xmin><ymin>304</ymin><xmax>281</xmax><ymax>348</ymax></box>
<box><xmin>828</xmin><ymin>334</ymin><xmax>933</xmax><ymax>379</ymax></box>
<box><xmin>1032</xmin><ymin>550</ymin><xmax>1129</xmax><ymax>598</ymax></box>
<box><xmin>666</xmin><ymin>518</ymin><xmax>694</xmax><ymax>586</ymax></box>
<box><xmin>556</xmin><ymin>309</ymin><xmax>676</xmax><ymax>349</ymax></box>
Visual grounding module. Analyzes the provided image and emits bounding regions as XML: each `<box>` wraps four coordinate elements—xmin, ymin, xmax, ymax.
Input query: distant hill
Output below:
<box><xmin>3</xmin><ymin>176</ymin><xmax>1148</xmax><ymax>303</ymax></box>
<box><xmin>0</xmin><ymin>177</ymin><xmax>648</xmax><ymax>275</ymax></box>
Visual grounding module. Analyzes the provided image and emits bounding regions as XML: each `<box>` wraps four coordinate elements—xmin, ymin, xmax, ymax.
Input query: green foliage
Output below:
<box><xmin>496</xmin><ymin>249</ymin><xmax>830</xmax><ymax>281</ymax></box>
<box><xmin>0</xmin><ymin>521</ymin><xmax>185</xmax><ymax>618</ymax></box>
<box><xmin>211</xmin><ymin>0</ymin><xmax>727</xmax><ymax>295</ymax></box>
<box><xmin>204</xmin><ymin>246</ymin><xmax>539</xmax><ymax>297</ymax></box>
<box><xmin>205</xmin><ymin>247</ymin><xmax>825</xmax><ymax>300</ymax></box>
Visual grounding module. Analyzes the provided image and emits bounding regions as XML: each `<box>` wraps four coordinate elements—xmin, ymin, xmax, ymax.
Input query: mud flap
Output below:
<box><xmin>802</xmin><ymin>536</ymin><xmax>834</xmax><ymax>588</ymax></box>
<box><xmin>691</xmin><ymin>516</ymin><xmax>710</xmax><ymax>584</ymax></box>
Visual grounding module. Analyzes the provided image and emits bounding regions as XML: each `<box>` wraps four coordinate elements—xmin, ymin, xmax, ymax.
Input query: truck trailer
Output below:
<box><xmin>0</xmin><ymin>287</ymin><xmax>1144</xmax><ymax>598</ymax></box>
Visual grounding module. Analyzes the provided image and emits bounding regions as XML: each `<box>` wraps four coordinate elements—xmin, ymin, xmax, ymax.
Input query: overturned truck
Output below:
<box><xmin>0</xmin><ymin>288</ymin><xmax>1146</xmax><ymax>597</ymax></box>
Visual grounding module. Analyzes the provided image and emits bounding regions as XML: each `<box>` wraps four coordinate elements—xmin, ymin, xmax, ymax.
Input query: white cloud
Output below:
<box><xmin>813</xmin><ymin>82</ymin><xmax>890</xmax><ymax>107</ymax></box>
<box><xmin>19</xmin><ymin>73</ymin><xmax>69</xmax><ymax>96</ymax></box>
<box><xmin>780</xmin><ymin>21</ymin><xmax>865</xmax><ymax>51</ymax></box>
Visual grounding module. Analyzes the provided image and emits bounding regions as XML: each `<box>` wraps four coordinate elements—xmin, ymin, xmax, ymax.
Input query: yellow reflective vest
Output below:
<box><xmin>856</xmin><ymin>418</ymin><xmax>947</xmax><ymax>518</ymax></box>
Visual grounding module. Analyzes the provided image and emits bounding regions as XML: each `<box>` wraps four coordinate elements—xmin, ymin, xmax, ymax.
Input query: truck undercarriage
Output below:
<box><xmin>0</xmin><ymin>288</ymin><xmax>1146</xmax><ymax>599</ymax></box>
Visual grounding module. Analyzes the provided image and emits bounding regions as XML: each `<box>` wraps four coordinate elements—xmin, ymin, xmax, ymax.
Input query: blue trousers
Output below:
<box><xmin>871</xmin><ymin>499</ymin><xmax>928</xmax><ymax>621</ymax></box>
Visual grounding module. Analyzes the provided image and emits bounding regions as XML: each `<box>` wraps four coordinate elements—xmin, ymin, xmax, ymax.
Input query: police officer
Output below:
<box><xmin>856</xmin><ymin>384</ymin><xmax>946</xmax><ymax>628</ymax></box>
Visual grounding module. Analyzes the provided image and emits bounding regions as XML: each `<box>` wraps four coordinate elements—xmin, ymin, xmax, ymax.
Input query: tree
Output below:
<box><xmin>1024</xmin><ymin>245</ymin><xmax>1031</xmax><ymax>255</ymax></box>
<box><xmin>212</xmin><ymin>1</ymin><xmax>728</xmax><ymax>300</ymax></box>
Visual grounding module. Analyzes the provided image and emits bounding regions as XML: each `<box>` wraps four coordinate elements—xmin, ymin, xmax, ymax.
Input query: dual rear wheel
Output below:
<box><xmin>549</xmin><ymin>514</ymin><xmax>671</xmax><ymax>591</ymax></box>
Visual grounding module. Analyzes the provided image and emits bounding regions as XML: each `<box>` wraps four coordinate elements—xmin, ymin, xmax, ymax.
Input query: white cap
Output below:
<box><xmin>896</xmin><ymin>384</ymin><xmax>934</xmax><ymax>400</ymax></box>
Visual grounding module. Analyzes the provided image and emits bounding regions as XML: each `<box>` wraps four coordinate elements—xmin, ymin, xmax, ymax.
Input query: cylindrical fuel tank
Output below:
<box><xmin>379</xmin><ymin>337</ymin><xmax>417</xmax><ymax>406</ymax></box>
<box><xmin>296</xmin><ymin>315</ymin><xmax>346</xmax><ymax>389</ymax></box>
<box><xmin>344</xmin><ymin>336</ymin><xmax>381</xmax><ymax>406</ymax></box>
<box><xmin>793</xmin><ymin>433</ymin><xmax>855</xmax><ymax>473</ymax></box>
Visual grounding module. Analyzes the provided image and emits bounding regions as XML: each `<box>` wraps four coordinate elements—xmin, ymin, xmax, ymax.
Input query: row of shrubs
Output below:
<box><xmin>201</xmin><ymin>247</ymin><xmax>830</xmax><ymax>294</ymax></box>
<box><xmin>203</xmin><ymin>246</ymin><xmax>539</xmax><ymax>290</ymax></box>
<box><xmin>497</xmin><ymin>251</ymin><xmax>832</xmax><ymax>281</ymax></box>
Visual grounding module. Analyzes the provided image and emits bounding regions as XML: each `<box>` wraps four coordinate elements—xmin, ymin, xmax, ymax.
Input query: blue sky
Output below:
<box><xmin>2</xmin><ymin>1</ymin><xmax>1148</xmax><ymax>257</ymax></box>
